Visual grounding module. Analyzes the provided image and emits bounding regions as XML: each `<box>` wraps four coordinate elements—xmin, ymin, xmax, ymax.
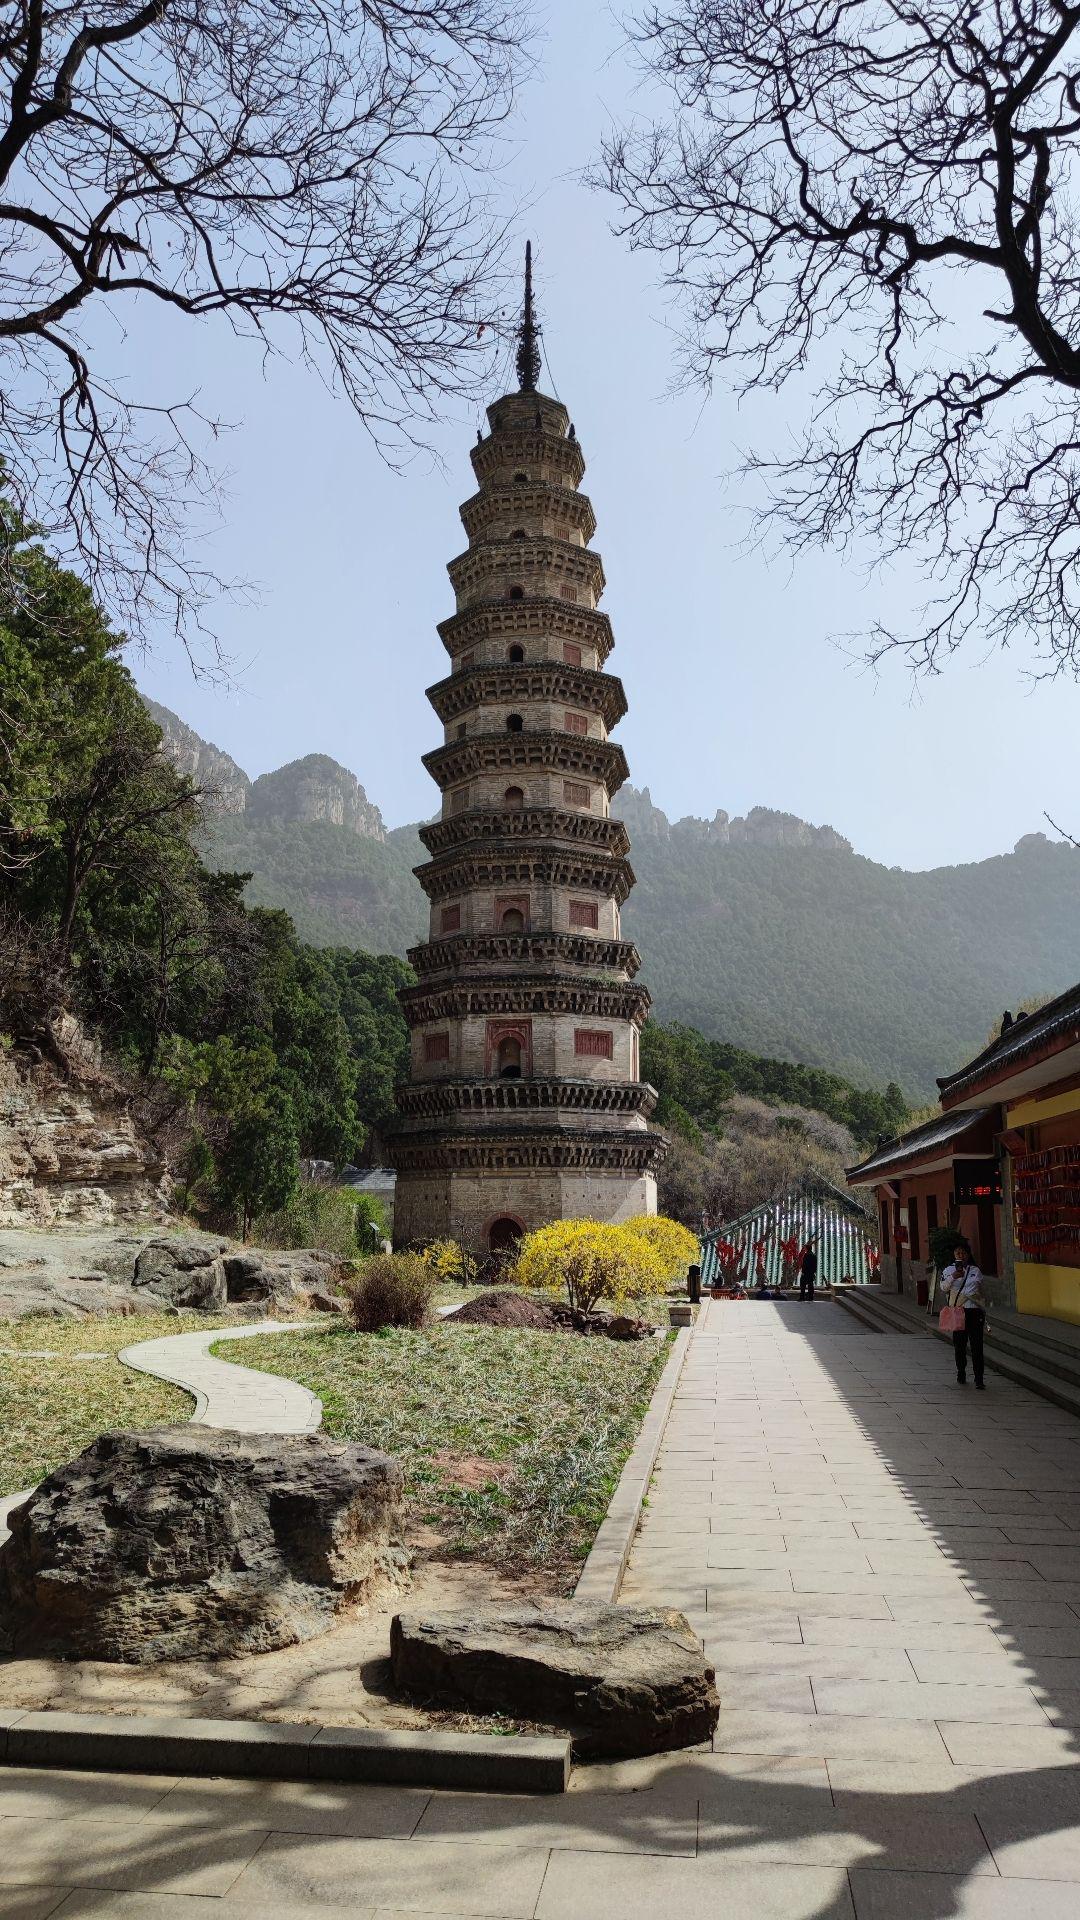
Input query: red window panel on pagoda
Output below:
<box><xmin>569</xmin><ymin>899</ymin><xmax>599</xmax><ymax>929</ymax></box>
<box><xmin>424</xmin><ymin>1032</ymin><xmax>450</xmax><ymax>1063</ymax></box>
<box><xmin>575</xmin><ymin>1029</ymin><xmax>613</xmax><ymax>1059</ymax></box>
<box><xmin>564</xmin><ymin>710</ymin><xmax>588</xmax><ymax>735</ymax></box>
<box><xmin>564</xmin><ymin>779</ymin><xmax>591</xmax><ymax>808</ymax></box>
<box><xmin>440</xmin><ymin>905</ymin><xmax>461</xmax><ymax>934</ymax></box>
<box><xmin>560</xmin><ymin>585</ymin><xmax>579</xmax><ymax>602</ymax></box>
<box><xmin>563</xmin><ymin>642</ymin><xmax>582</xmax><ymax>667</ymax></box>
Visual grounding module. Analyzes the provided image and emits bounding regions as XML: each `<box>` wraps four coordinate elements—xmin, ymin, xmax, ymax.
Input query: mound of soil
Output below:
<box><xmin>447</xmin><ymin>1289</ymin><xmax>558</xmax><ymax>1330</ymax></box>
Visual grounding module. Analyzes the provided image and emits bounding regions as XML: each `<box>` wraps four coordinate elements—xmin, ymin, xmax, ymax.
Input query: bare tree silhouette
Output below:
<box><xmin>0</xmin><ymin>0</ymin><xmax>525</xmax><ymax>647</ymax></box>
<box><xmin>599</xmin><ymin>0</ymin><xmax>1080</xmax><ymax>679</ymax></box>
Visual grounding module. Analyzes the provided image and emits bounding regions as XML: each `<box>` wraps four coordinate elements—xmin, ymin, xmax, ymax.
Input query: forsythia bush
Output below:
<box><xmin>625</xmin><ymin>1215</ymin><xmax>699</xmax><ymax>1283</ymax></box>
<box><xmin>421</xmin><ymin>1237</ymin><xmax>479</xmax><ymax>1287</ymax></box>
<box><xmin>513</xmin><ymin>1219</ymin><xmax>668</xmax><ymax>1316</ymax></box>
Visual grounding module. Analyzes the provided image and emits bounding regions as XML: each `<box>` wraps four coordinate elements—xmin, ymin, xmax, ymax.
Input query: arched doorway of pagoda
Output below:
<box><xmin>496</xmin><ymin>1035</ymin><xmax>522</xmax><ymax>1078</ymax></box>
<box><xmin>500</xmin><ymin>906</ymin><xmax>525</xmax><ymax>934</ymax></box>
<box><xmin>488</xmin><ymin>1216</ymin><xmax>525</xmax><ymax>1256</ymax></box>
<box><xmin>504</xmin><ymin>785</ymin><xmax>525</xmax><ymax>808</ymax></box>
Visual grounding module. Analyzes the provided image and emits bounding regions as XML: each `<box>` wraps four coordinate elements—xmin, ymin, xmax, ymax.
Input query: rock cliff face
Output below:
<box><xmin>145</xmin><ymin>699</ymin><xmax>250</xmax><ymax>814</ymax></box>
<box><xmin>0</xmin><ymin>1040</ymin><xmax>170</xmax><ymax>1231</ymax></box>
<box><xmin>619</xmin><ymin>787</ymin><xmax>851</xmax><ymax>851</ymax></box>
<box><xmin>247</xmin><ymin>755</ymin><xmax>388</xmax><ymax>840</ymax></box>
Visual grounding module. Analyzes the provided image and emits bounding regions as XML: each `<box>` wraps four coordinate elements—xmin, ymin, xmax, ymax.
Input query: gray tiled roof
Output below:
<box><xmin>847</xmin><ymin>1107</ymin><xmax>995</xmax><ymax>1183</ymax></box>
<box><xmin>937</xmin><ymin>981</ymin><xmax>1080</xmax><ymax>1099</ymax></box>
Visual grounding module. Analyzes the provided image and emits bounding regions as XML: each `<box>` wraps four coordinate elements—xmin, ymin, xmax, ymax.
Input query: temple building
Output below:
<box><xmin>388</xmin><ymin>248</ymin><xmax>666</xmax><ymax>1255</ymax></box>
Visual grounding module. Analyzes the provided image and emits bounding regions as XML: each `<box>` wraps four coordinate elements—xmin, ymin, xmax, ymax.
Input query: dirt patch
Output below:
<box><xmin>431</xmin><ymin>1449</ymin><xmax>514</xmax><ymax>1491</ymax></box>
<box><xmin>0</xmin><ymin>1546</ymin><xmax>557</xmax><ymax>1731</ymax></box>
<box><xmin>447</xmin><ymin>1289</ymin><xmax>558</xmax><ymax>1330</ymax></box>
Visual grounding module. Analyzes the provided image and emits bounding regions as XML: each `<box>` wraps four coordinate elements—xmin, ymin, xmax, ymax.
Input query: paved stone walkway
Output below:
<box><xmin>4</xmin><ymin>1298</ymin><xmax>1080</xmax><ymax>1917</ymax></box>
<box><xmin>119</xmin><ymin>1321</ymin><xmax>323</xmax><ymax>1436</ymax></box>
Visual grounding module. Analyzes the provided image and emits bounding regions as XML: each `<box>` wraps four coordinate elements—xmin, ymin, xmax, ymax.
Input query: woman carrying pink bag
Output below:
<box><xmin>939</xmin><ymin>1243</ymin><xmax>986</xmax><ymax>1389</ymax></box>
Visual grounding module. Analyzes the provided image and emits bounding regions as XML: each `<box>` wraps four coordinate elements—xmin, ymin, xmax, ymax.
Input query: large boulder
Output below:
<box><xmin>132</xmin><ymin>1234</ymin><xmax>229</xmax><ymax>1309</ymax></box>
<box><xmin>0</xmin><ymin>1426</ymin><xmax>406</xmax><ymax>1662</ymax></box>
<box><xmin>390</xmin><ymin>1602</ymin><xmax>720</xmax><ymax>1757</ymax></box>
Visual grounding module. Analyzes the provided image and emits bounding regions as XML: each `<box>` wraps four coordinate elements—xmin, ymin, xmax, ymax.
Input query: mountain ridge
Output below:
<box><xmin>147</xmin><ymin>698</ymin><xmax>1080</xmax><ymax>1099</ymax></box>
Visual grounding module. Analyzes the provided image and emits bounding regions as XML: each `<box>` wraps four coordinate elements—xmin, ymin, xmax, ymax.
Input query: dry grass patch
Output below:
<box><xmin>221</xmin><ymin>1322</ymin><xmax>669</xmax><ymax>1583</ymax></box>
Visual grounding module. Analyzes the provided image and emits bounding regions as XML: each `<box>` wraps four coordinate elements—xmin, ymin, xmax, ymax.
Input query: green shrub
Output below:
<box><xmin>342</xmin><ymin>1253</ymin><xmax>435</xmax><ymax>1332</ymax></box>
<box><xmin>254</xmin><ymin>1182</ymin><xmax>382</xmax><ymax>1259</ymax></box>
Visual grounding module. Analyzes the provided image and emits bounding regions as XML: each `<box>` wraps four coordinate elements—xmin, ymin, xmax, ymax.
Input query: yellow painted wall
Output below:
<box><xmin>1008</xmin><ymin>1088</ymin><xmax>1080</xmax><ymax>1127</ymax></box>
<box><xmin>1015</xmin><ymin>1262</ymin><xmax>1080</xmax><ymax>1326</ymax></box>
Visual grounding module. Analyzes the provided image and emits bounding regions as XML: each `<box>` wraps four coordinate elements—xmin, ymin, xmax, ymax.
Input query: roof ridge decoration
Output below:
<box><xmin>516</xmin><ymin>240</ymin><xmax>542</xmax><ymax>393</ymax></box>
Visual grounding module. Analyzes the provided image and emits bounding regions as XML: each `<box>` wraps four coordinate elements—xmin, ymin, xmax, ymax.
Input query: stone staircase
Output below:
<box><xmin>835</xmin><ymin>1285</ymin><xmax>1080</xmax><ymax>1417</ymax></box>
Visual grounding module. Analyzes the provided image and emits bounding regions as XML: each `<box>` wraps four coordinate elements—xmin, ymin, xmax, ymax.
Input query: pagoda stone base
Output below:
<box><xmin>392</xmin><ymin>1165</ymin><xmax>657</xmax><ymax>1256</ymax></box>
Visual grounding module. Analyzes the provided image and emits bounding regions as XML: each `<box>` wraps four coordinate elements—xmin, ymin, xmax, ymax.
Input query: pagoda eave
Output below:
<box><xmin>418</xmin><ymin>807</ymin><xmax>630</xmax><ymax>860</ymax></box>
<box><xmin>426</xmin><ymin>662</ymin><xmax>627</xmax><ymax>731</ymax></box>
<box><xmin>406</xmin><ymin>929</ymin><xmax>642</xmax><ymax>978</ymax></box>
<box><xmin>437</xmin><ymin>600</ymin><xmax>614</xmax><ymax>665</ymax></box>
<box><xmin>422</xmin><ymin>731</ymin><xmax>629</xmax><ymax>794</ymax></box>
<box><xmin>399</xmin><ymin>972</ymin><xmax>651</xmax><ymax>1028</ymax></box>
<box><xmin>388</xmin><ymin>1124</ymin><xmax>668</xmax><ymax>1177</ymax></box>
<box><xmin>413</xmin><ymin>849</ymin><xmax>636</xmax><ymax>907</ymax></box>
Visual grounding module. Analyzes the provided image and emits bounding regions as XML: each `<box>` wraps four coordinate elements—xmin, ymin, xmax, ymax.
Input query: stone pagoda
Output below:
<box><xmin>388</xmin><ymin>246</ymin><xmax>666</xmax><ymax>1256</ymax></box>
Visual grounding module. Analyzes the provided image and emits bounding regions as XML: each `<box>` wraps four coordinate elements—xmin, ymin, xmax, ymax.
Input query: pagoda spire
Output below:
<box><xmin>515</xmin><ymin>240</ymin><xmax>542</xmax><ymax>393</ymax></box>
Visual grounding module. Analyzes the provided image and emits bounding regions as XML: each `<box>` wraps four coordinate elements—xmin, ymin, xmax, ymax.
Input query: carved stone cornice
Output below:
<box><xmin>399</xmin><ymin>973</ymin><xmax>651</xmax><ymax>1028</ymax></box>
<box><xmin>414</xmin><ymin>846</ymin><xmax>635</xmax><ymax>907</ymax></box>
<box><xmin>427</xmin><ymin>662</ymin><xmax>626</xmax><ymax>731</ymax></box>
<box><xmin>407</xmin><ymin>930</ymin><xmax>642</xmax><ymax>978</ymax></box>
<box><xmin>470</xmin><ymin>434</ymin><xmax>585</xmax><ymax>493</ymax></box>
<box><xmin>460</xmin><ymin>484</ymin><xmax>595</xmax><ymax>547</ymax></box>
<box><xmin>396</xmin><ymin>1077</ymin><xmax>659</xmax><ymax>1119</ymax></box>
<box><xmin>387</xmin><ymin>1123</ymin><xmax>668</xmax><ymax>1176</ymax></box>
<box><xmin>448</xmin><ymin>538</ymin><xmax>604</xmax><ymax>603</ymax></box>
<box><xmin>419</xmin><ymin>807</ymin><xmax>630</xmax><ymax>860</ymax></box>
<box><xmin>422</xmin><ymin>730</ymin><xmax>629</xmax><ymax>795</ymax></box>
<box><xmin>438</xmin><ymin>598</ymin><xmax>613</xmax><ymax>665</ymax></box>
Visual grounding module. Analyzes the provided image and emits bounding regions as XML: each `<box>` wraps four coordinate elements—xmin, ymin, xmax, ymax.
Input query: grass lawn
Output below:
<box><xmin>0</xmin><ymin>1311</ymin><xmax>234</xmax><ymax>1497</ymax></box>
<box><xmin>220</xmin><ymin>1322</ymin><xmax>669</xmax><ymax>1583</ymax></box>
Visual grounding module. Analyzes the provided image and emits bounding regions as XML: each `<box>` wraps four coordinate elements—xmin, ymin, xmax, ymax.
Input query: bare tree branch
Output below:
<box><xmin>0</xmin><ymin>0</ymin><xmax>528</xmax><ymax>650</ymax></box>
<box><xmin>597</xmin><ymin>0</ymin><xmax>1080</xmax><ymax>676</ymax></box>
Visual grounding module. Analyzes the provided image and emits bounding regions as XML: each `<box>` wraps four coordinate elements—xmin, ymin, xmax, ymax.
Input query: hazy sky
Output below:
<box><xmin>133</xmin><ymin>1</ymin><xmax>1080</xmax><ymax>872</ymax></box>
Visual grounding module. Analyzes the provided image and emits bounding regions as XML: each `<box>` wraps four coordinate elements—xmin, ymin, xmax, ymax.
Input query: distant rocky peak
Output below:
<box><xmin>145</xmin><ymin>699</ymin><xmax>250</xmax><ymax>815</ymax></box>
<box><xmin>618</xmin><ymin>786</ymin><xmax>851</xmax><ymax>853</ymax></box>
<box><xmin>247</xmin><ymin>754</ymin><xmax>387</xmax><ymax>841</ymax></box>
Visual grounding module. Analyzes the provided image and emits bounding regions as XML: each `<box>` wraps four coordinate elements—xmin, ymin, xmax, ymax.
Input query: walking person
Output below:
<box><xmin>942</xmin><ymin>1242</ymin><xmax>987</xmax><ymax>1389</ymax></box>
<box><xmin>799</xmin><ymin>1242</ymin><xmax>818</xmax><ymax>1301</ymax></box>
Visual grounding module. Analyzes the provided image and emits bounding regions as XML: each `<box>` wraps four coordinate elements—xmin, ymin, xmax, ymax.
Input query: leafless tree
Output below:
<box><xmin>600</xmin><ymin>0</ymin><xmax>1080</xmax><ymax>677</ymax></box>
<box><xmin>0</xmin><ymin>0</ymin><xmax>524</xmax><ymax>643</ymax></box>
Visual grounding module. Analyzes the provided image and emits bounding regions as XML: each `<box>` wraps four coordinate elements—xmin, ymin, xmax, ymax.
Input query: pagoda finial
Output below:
<box><xmin>516</xmin><ymin>240</ymin><xmax>542</xmax><ymax>393</ymax></box>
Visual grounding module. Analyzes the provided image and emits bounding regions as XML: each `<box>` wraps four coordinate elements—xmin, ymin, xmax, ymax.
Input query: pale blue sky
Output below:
<box><xmin>133</xmin><ymin>1</ymin><xmax>1080</xmax><ymax>871</ymax></box>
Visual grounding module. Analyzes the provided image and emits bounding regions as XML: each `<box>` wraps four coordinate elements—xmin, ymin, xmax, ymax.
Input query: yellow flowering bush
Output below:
<box><xmin>512</xmin><ymin>1219</ymin><xmax>668</xmax><ymax>1316</ymax></box>
<box><xmin>421</xmin><ymin>1237</ymin><xmax>479</xmax><ymax>1287</ymax></box>
<box><xmin>625</xmin><ymin>1215</ymin><xmax>699</xmax><ymax>1284</ymax></box>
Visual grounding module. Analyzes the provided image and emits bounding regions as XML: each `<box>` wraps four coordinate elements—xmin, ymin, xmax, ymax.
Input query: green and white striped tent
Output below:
<box><xmin>700</xmin><ymin>1182</ymin><xmax>877</xmax><ymax>1289</ymax></box>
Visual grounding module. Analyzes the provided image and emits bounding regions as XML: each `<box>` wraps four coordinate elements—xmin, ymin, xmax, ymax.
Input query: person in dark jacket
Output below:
<box><xmin>799</xmin><ymin>1243</ymin><xmax>818</xmax><ymax>1300</ymax></box>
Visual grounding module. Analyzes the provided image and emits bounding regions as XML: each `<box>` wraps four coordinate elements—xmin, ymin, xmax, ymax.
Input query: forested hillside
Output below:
<box><xmin>186</xmin><ymin>738</ymin><xmax>1080</xmax><ymax>1097</ymax></box>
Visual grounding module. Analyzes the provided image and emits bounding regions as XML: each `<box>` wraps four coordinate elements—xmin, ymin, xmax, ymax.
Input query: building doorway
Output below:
<box><xmin>489</xmin><ymin>1217</ymin><xmax>524</xmax><ymax>1255</ymax></box>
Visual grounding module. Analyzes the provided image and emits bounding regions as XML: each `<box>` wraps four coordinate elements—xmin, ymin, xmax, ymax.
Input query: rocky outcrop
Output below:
<box><xmin>0</xmin><ymin>1042</ymin><xmax>170</xmax><ymax>1232</ymax></box>
<box><xmin>145</xmin><ymin>698</ymin><xmax>250</xmax><ymax>814</ymax></box>
<box><xmin>0</xmin><ymin>1227</ymin><xmax>343</xmax><ymax>1321</ymax></box>
<box><xmin>390</xmin><ymin>1602</ymin><xmax>720</xmax><ymax>1756</ymax></box>
<box><xmin>248</xmin><ymin>755</ymin><xmax>387</xmax><ymax>840</ymax></box>
<box><xmin>621</xmin><ymin>787</ymin><xmax>850</xmax><ymax>852</ymax></box>
<box><xmin>0</xmin><ymin>1426</ymin><xmax>407</xmax><ymax>1661</ymax></box>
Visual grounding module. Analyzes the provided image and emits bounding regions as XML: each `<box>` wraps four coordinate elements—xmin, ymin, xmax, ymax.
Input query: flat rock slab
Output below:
<box><xmin>390</xmin><ymin>1601</ymin><xmax>720</xmax><ymax>1757</ymax></box>
<box><xmin>0</xmin><ymin>1425</ymin><xmax>406</xmax><ymax>1663</ymax></box>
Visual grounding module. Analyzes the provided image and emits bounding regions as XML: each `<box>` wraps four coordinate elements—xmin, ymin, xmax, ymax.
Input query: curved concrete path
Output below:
<box><xmin>119</xmin><ymin>1319</ymin><xmax>323</xmax><ymax>1435</ymax></box>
